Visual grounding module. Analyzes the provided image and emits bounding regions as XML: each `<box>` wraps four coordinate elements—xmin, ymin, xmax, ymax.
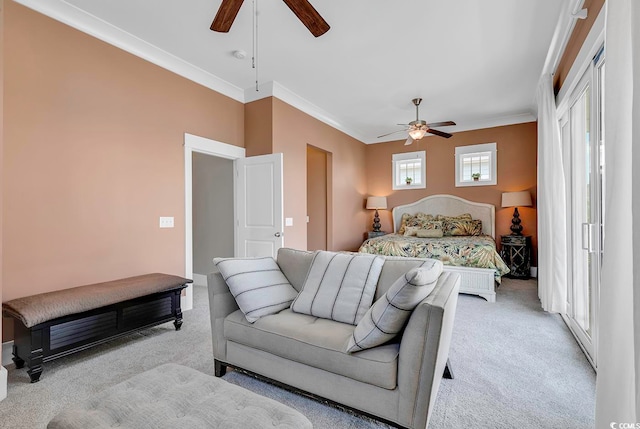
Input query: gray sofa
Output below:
<box><xmin>207</xmin><ymin>248</ymin><xmax>460</xmax><ymax>429</ymax></box>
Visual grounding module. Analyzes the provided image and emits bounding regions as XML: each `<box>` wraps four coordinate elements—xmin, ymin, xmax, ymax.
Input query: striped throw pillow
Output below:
<box><xmin>291</xmin><ymin>251</ymin><xmax>385</xmax><ymax>325</ymax></box>
<box><xmin>346</xmin><ymin>259</ymin><xmax>443</xmax><ymax>353</ymax></box>
<box><xmin>213</xmin><ymin>257</ymin><xmax>298</xmax><ymax>323</ymax></box>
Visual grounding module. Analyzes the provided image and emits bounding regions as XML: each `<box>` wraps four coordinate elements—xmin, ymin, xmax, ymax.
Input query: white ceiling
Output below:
<box><xmin>19</xmin><ymin>0</ymin><xmax>567</xmax><ymax>143</ymax></box>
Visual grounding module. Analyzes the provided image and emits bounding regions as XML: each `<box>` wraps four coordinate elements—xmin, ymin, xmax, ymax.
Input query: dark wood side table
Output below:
<box><xmin>500</xmin><ymin>235</ymin><xmax>531</xmax><ymax>279</ymax></box>
<box><xmin>367</xmin><ymin>231</ymin><xmax>387</xmax><ymax>239</ymax></box>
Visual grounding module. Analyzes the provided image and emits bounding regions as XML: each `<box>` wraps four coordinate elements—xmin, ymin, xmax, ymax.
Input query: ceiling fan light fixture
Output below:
<box><xmin>409</xmin><ymin>128</ymin><xmax>427</xmax><ymax>140</ymax></box>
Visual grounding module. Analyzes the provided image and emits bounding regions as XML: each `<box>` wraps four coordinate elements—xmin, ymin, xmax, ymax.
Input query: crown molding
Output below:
<box><xmin>13</xmin><ymin>0</ymin><xmax>245</xmax><ymax>102</ymax></box>
<box><xmin>372</xmin><ymin>112</ymin><xmax>536</xmax><ymax>144</ymax></box>
<box><xmin>244</xmin><ymin>82</ymin><xmax>370</xmax><ymax>143</ymax></box>
<box><xmin>14</xmin><ymin>0</ymin><xmax>369</xmax><ymax>143</ymax></box>
<box><xmin>14</xmin><ymin>0</ymin><xmax>539</xmax><ymax>146</ymax></box>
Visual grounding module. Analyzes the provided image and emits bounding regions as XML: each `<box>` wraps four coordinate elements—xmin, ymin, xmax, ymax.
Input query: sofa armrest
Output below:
<box><xmin>396</xmin><ymin>271</ymin><xmax>460</xmax><ymax>429</ymax></box>
<box><xmin>207</xmin><ymin>271</ymin><xmax>239</xmax><ymax>362</ymax></box>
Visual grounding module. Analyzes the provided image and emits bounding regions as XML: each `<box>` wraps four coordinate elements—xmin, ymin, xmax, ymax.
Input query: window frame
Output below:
<box><xmin>392</xmin><ymin>151</ymin><xmax>426</xmax><ymax>190</ymax></box>
<box><xmin>455</xmin><ymin>143</ymin><xmax>498</xmax><ymax>187</ymax></box>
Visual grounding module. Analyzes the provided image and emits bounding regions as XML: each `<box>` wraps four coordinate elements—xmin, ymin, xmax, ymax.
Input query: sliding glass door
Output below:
<box><xmin>559</xmin><ymin>49</ymin><xmax>604</xmax><ymax>367</ymax></box>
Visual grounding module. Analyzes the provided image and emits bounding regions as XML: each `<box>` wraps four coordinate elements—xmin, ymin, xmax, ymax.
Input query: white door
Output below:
<box><xmin>560</xmin><ymin>49</ymin><xmax>605</xmax><ymax>367</ymax></box>
<box><xmin>235</xmin><ymin>153</ymin><xmax>284</xmax><ymax>257</ymax></box>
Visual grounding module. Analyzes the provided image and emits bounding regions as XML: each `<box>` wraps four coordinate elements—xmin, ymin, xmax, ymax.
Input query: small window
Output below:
<box><xmin>455</xmin><ymin>143</ymin><xmax>497</xmax><ymax>187</ymax></box>
<box><xmin>392</xmin><ymin>151</ymin><xmax>426</xmax><ymax>190</ymax></box>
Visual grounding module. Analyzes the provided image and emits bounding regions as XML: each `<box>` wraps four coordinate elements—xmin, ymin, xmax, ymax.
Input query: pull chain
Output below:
<box><xmin>252</xmin><ymin>0</ymin><xmax>259</xmax><ymax>91</ymax></box>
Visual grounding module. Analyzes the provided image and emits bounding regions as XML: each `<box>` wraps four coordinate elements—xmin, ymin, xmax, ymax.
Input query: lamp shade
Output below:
<box><xmin>366</xmin><ymin>196</ymin><xmax>387</xmax><ymax>210</ymax></box>
<box><xmin>408</xmin><ymin>128</ymin><xmax>427</xmax><ymax>140</ymax></box>
<box><xmin>501</xmin><ymin>191</ymin><xmax>532</xmax><ymax>208</ymax></box>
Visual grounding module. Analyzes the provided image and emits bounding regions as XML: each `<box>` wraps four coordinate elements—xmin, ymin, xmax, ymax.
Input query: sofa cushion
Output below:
<box><xmin>224</xmin><ymin>309</ymin><xmax>399</xmax><ymax>390</ymax></box>
<box><xmin>374</xmin><ymin>257</ymin><xmax>433</xmax><ymax>300</ymax></box>
<box><xmin>346</xmin><ymin>260</ymin><xmax>443</xmax><ymax>353</ymax></box>
<box><xmin>276</xmin><ymin>248</ymin><xmax>315</xmax><ymax>292</ymax></box>
<box><xmin>213</xmin><ymin>257</ymin><xmax>298</xmax><ymax>323</ymax></box>
<box><xmin>291</xmin><ymin>251</ymin><xmax>384</xmax><ymax>325</ymax></box>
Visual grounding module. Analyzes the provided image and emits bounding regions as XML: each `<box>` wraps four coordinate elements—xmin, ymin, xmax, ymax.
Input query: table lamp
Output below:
<box><xmin>501</xmin><ymin>191</ymin><xmax>532</xmax><ymax>235</ymax></box>
<box><xmin>366</xmin><ymin>196</ymin><xmax>387</xmax><ymax>232</ymax></box>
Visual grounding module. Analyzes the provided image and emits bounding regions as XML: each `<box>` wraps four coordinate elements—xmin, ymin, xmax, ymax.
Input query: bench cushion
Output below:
<box><xmin>224</xmin><ymin>308</ymin><xmax>399</xmax><ymax>389</ymax></box>
<box><xmin>47</xmin><ymin>363</ymin><xmax>312</xmax><ymax>429</ymax></box>
<box><xmin>2</xmin><ymin>273</ymin><xmax>191</xmax><ymax>328</ymax></box>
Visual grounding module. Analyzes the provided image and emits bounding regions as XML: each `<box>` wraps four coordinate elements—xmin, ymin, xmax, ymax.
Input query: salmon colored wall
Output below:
<box><xmin>3</xmin><ymin>3</ymin><xmax>244</xmax><ymax>340</ymax></box>
<box><xmin>244</xmin><ymin>98</ymin><xmax>273</xmax><ymax>156</ymax></box>
<box><xmin>366</xmin><ymin>122</ymin><xmax>538</xmax><ymax>260</ymax></box>
<box><xmin>307</xmin><ymin>145</ymin><xmax>328</xmax><ymax>250</ymax></box>
<box><xmin>553</xmin><ymin>0</ymin><xmax>605</xmax><ymax>92</ymax></box>
<box><xmin>272</xmin><ymin>98</ymin><xmax>367</xmax><ymax>252</ymax></box>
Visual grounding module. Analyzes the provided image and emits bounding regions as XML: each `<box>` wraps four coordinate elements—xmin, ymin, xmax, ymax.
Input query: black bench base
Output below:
<box><xmin>9</xmin><ymin>286</ymin><xmax>186</xmax><ymax>383</ymax></box>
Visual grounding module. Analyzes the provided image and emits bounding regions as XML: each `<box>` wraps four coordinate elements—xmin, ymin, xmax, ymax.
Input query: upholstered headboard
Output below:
<box><xmin>391</xmin><ymin>194</ymin><xmax>496</xmax><ymax>238</ymax></box>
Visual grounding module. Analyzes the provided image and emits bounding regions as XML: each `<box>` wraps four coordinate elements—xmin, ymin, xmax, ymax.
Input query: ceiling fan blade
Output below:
<box><xmin>427</xmin><ymin>128</ymin><xmax>453</xmax><ymax>139</ymax></box>
<box><xmin>281</xmin><ymin>0</ymin><xmax>330</xmax><ymax>37</ymax></box>
<box><xmin>377</xmin><ymin>129</ymin><xmax>406</xmax><ymax>139</ymax></box>
<box><xmin>404</xmin><ymin>136</ymin><xmax>414</xmax><ymax>146</ymax></box>
<box><xmin>211</xmin><ymin>0</ymin><xmax>245</xmax><ymax>32</ymax></box>
<box><xmin>427</xmin><ymin>121</ymin><xmax>456</xmax><ymax>128</ymax></box>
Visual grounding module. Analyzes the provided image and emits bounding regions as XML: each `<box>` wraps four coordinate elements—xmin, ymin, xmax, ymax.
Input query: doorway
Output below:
<box><xmin>184</xmin><ymin>133</ymin><xmax>245</xmax><ymax>310</ymax></box>
<box><xmin>307</xmin><ymin>145</ymin><xmax>329</xmax><ymax>251</ymax></box>
<box><xmin>559</xmin><ymin>47</ymin><xmax>605</xmax><ymax>367</ymax></box>
<box><xmin>192</xmin><ymin>153</ymin><xmax>234</xmax><ymax>281</ymax></box>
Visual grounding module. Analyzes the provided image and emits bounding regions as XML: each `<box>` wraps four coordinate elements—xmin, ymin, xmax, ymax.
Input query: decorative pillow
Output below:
<box><xmin>435</xmin><ymin>213</ymin><xmax>473</xmax><ymax>221</ymax></box>
<box><xmin>291</xmin><ymin>251</ymin><xmax>384</xmax><ymax>325</ymax></box>
<box><xmin>417</xmin><ymin>228</ymin><xmax>444</xmax><ymax>238</ymax></box>
<box><xmin>213</xmin><ymin>257</ymin><xmax>298</xmax><ymax>323</ymax></box>
<box><xmin>444</xmin><ymin>219</ymin><xmax>483</xmax><ymax>236</ymax></box>
<box><xmin>346</xmin><ymin>260</ymin><xmax>444</xmax><ymax>353</ymax></box>
<box><xmin>403</xmin><ymin>226</ymin><xmax>420</xmax><ymax>237</ymax></box>
<box><xmin>404</xmin><ymin>220</ymin><xmax>443</xmax><ymax>237</ymax></box>
<box><xmin>398</xmin><ymin>212</ymin><xmax>434</xmax><ymax>235</ymax></box>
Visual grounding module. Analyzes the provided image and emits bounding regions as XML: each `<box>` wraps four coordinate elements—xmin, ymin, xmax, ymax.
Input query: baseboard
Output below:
<box><xmin>2</xmin><ymin>341</ymin><xmax>13</xmax><ymax>367</ymax></box>
<box><xmin>192</xmin><ymin>273</ymin><xmax>207</xmax><ymax>287</ymax></box>
<box><xmin>0</xmin><ymin>366</ymin><xmax>7</xmax><ymax>401</ymax></box>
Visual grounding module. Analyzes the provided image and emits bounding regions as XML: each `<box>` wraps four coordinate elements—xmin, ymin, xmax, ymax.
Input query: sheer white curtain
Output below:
<box><xmin>595</xmin><ymin>0</ymin><xmax>640</xmax><ymax>425</ymax></box>
<box><xmin>536</xmin><ymin>74</ymin><xmax>568</xmax><ymax>313</ymax></box>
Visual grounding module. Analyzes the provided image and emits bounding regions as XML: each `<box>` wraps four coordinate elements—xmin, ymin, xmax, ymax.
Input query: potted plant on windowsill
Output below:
<box><xmin>405</xmin><ymin>177</ymin><xmax>413</xmax><ymax>185</ymax></box>
<box><xmin>471</xmin><ymin>173</ymin><xmax>481</xmax><ymax>181</ymax></box>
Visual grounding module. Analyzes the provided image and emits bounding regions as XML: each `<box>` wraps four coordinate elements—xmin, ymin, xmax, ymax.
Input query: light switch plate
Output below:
<box><xmin>285</xmin><ymin>217</ymin><xmax>294</xmax><ymax>227</ymax></box>
<box><xmin>159</xmin><ymin>217</ymin><xmax>174</xmax><ymax>228</ymax></box>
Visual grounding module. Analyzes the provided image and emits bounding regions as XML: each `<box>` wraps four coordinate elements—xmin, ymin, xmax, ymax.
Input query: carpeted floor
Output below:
<box><xmin>0</xmin><ymin>278</ymin><xmax>595</xmax><ymax>428</ymax></box>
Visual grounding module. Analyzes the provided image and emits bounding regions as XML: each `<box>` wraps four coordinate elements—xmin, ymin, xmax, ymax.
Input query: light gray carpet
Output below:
<box><xmin>0</xmin><ymin>279</ymin><xmax>595</xmax><ymax>428</ymax></box>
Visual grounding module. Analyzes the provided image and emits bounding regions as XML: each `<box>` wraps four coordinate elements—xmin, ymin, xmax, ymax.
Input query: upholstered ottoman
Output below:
<box><xmin>48</xmin><ymin>363</ymin><xmax>312</xmax><ymax>429</ymax></box>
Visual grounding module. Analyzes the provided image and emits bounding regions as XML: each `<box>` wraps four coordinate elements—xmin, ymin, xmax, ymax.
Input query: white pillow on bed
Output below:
<box><xmin>417</xmin><ymin>228</ymin><xmax>443</xmax><ymax>238</ymax></box>
<box><xmin>404</xmin><ymin>221</ymin><xmax>444</xmax><ymax>237</ymax></box>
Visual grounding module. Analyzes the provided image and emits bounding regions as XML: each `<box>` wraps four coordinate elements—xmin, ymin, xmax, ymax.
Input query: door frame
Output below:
<box><xmin>556</xmin><ymin>46</ymin><xmax>605</xmax><ymax>369</ymax></box>
<box><xmin>184</xmin><ymin>133</ymin><xmax>245</xmax><ymax>310</ymax></box>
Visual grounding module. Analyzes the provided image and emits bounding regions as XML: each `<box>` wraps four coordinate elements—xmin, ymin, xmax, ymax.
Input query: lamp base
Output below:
<box><xmin>510</xmin><ymin>207</ymin><xmax>523</xmax><ymax>235</ymax></box>
<box><xmin>372</xmin><ymin>209</ymin><xmax>381</xmax><ymax>232</ymax></box>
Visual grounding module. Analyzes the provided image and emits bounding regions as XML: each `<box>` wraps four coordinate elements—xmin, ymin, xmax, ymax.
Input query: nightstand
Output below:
<box><xmin>500</xmin><ymin>235</ymin><xmax>531</xmax><ymax>279</ymax></box>
<box><xmin>367</xmin><ymin>231</ymin><xmax>387</xmax><ymax>239</ymax></box>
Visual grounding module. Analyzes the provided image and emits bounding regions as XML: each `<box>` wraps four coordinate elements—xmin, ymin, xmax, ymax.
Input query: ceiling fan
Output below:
<box><xmin>378</xmin><ymin>98</ymin><xmax>456</xmax><ymax>145</ymax></box>
<box><xmin>210</xmin><ymin>0</ymin><xmax>330</xmax><ymax>37</ymax></box>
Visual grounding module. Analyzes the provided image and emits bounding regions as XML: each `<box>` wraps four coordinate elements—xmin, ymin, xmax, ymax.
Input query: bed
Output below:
<box><xmin>359</xmin><ymin>194</ymin><xmax>509</xmax><ymax>302</ymax></box>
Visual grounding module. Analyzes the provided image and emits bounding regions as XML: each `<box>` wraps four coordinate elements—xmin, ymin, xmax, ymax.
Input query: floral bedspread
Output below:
<box><xmin>359</xmin><ymin>234</ymin><xmax>510</xmax><ymax>283</ymax></box>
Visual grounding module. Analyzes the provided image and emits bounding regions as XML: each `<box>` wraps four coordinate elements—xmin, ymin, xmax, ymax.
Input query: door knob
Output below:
<box><xmin>274</xmin><ymin>232</ymin><xmax>282</xmax><ymax>237</ymax></box>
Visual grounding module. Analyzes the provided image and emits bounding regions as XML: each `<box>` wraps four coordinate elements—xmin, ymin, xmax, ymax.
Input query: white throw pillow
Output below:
<box><xmin>345</xmin><ymin>259</ymin><xmax>443</xmax><ymax>353</ymax></box>
<box><xmin>291</xmin><ymin>251</ymin><xmax>385</xmax><ymax>325</ymax></box>
<box><xmin>213</xmin><ymin>257</ymin><xmax>298</xmax><ymax>323</ymax></box>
